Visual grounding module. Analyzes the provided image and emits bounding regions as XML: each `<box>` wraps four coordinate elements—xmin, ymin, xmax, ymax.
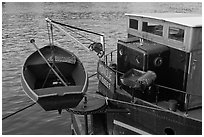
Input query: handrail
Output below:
<box><xmin>103</xmin><ymin>51</ymin><xmax>202</xmax><ymax>98</ymax></box>
<box><xmin>105</xmin><ymin>49</ymin><xmax>117</xmax><ymax>57</ymax></box>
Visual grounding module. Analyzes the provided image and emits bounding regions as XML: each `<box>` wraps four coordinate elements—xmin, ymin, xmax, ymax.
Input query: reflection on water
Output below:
<box><xmin>2</xmin><ymin>2</ymin><xmax>201</xmax><ymax>135</ymax></box>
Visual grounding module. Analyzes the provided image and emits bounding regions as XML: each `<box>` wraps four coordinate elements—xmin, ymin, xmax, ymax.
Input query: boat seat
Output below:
<box><xmin>34</xmin><ymin>85</ymin><xmax>83</xmax><ymax>97</ymax></box>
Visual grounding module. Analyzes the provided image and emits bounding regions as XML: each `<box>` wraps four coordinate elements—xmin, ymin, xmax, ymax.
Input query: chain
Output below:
<box><xmin>66</xmin><ymin>104</ymin><xmax>107</xmax><ymax>115</ymax></box>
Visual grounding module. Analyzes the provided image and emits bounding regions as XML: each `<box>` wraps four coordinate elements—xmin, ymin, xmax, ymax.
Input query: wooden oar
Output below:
<box><xmin>30</xmin><ymin>39</ymin><xmax>68</xmax><ymax>86</ymax></box>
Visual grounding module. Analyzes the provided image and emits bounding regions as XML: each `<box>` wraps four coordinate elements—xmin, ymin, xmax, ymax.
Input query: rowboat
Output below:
<box><xmin>21</xmin><ymin>44</ymin><xmax>88</xmax><ymax>111</ymax></box>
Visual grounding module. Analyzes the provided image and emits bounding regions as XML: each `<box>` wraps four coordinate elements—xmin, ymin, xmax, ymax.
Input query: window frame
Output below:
<box><xmin>129</xmin><ymin>18</ymin><xmax>139</xmax><ymax>30</ymax></box>
<box><xmin>168</xmin><ymin>26</ymin><xmax>185</xmax><ymax>42</ymax></box>
<box><xmin>141</xmin><ymin>21</ymin><xmax>164</xmax><ymax>36</ymax></box>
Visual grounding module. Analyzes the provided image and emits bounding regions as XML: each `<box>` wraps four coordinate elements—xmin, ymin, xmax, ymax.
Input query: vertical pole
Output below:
<box><xmin>84</xmin><ymin>115</ymin><xmax>88</xmax><ymax>135</ymax></box>
<box><xmin>100</xmin><ymin>35</ymin><xmax>106</xmax><ymax>64</ymax></box>
<box><xmin>155</xmin><ymin>85</ymin><xmax>159</xmax><ymax>105</ymax></box>
<box><xmin>184</xmin><ymin>52</ymin><xmax>190</xmax><ymax>115</ymax></box>
<box><xmin>184</xmin><ymin>94</ymin><xmax>190</xmax><ymax>115</ymax></box>
<box><xmin>111</xmin><ymin>52</ymin><xmax>113</xmax><ymax>62</ymax></box>
<box><xmin>50</xmin><ymin>24</ymin><xmax>54</xmax><ymax>46</ymax></box>
<box><xmin>50</xmin><ymin>24</ymin><xmax>55</xmax><ymax>64</ymax></box>
<box><xmin>83</xmin><ymin>96</ymin><xmax>88</xmax><ymax>134</ymax></box>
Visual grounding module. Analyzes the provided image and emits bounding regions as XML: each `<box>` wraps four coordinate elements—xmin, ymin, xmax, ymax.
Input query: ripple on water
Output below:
<box><xmin>2</xmin><ymin>2</ymin><xmax>202</xmax><ymax>135</ymax></box>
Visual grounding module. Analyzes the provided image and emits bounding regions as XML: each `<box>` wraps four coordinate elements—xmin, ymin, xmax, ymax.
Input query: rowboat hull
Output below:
<box><xmin>21</xmin><ymin>45</ymin><xmax>88</xmax><ymax>111</ymax></box>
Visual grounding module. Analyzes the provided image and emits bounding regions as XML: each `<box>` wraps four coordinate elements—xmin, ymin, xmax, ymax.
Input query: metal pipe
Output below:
<box><xmin>84</xmin><ymin>115</ymin><xmax>88</xmax><ymax>135</ymax></box>
<box><xmin>45</xmin><ymin>18</ymin><xmax>90</xmax><ymax>52</ymax></box>
<box><xmin>100</xmin><ymin>35</ymin><xmax>106</xmax><ymax>62</ymax></box>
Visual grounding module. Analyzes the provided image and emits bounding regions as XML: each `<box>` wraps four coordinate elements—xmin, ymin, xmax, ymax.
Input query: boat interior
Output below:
<box><xmin>23</xmin><ymin>46</ymin><xmax>86</xmax><ymax>96</ymax></box>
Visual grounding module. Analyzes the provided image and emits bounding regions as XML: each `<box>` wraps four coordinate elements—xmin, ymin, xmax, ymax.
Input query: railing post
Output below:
<box><xmin>100</xmin><ymin>35</ymin><xmax>106</xmax><ymax>64</ymax></box>
<box><xmin>184</xmin><ymin>93</ymin><xmax>190</xmax><ymax>116</ymax></box>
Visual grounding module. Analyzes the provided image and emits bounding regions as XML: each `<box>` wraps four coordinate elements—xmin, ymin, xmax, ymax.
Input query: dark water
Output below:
<box><xmin>2</xmin><ymin>2</ymin><xmax>201</xmax><ymax>135</ymax></box>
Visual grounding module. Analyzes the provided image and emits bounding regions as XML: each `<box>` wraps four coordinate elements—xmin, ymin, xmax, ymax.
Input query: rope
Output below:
<box><xmin>51</xmin><ymin>19</ymin><xmax>103</xmax><ymax>36</ymax></box>
<box><xmin>65</xmin><ymin>27</ymin><xmax>96</xmax><ymax>43</ymax></box>
<box><xmin>88</xmin><ymin>72</ymin><xmax>97</xmax><ymax>78</ymax></box>
<box><xmin>85</xmin><ymin>92</ymin><xmax>171</xmax><ymax>113</ymax></box>
<box><xmin>2</xmin><ymin>102</ymin><xmax>36</xmax><ymax>120</ymax></box>
<box><xmin>51</xmin><ymin>22</ymin><xmax>90</xmax><ymax>52</ymax></box>
<box><xmin>42</xmin><ymin>63</ymin><xmax>55</xmax><ymax>88</ymax></box>
<box><xmin>66</xmin><ymin>91</ymin><xmax>173</xmax><ymax>115</ymax></box>
<box><xmin>50</xmin><ymin>24</ymin><xmax>54</xmax><ymax>45</ymax></box>
<box><xmin>2</xmin><ymin>72</ymin><xmax>97</xmax><ymax>120</ymax></box>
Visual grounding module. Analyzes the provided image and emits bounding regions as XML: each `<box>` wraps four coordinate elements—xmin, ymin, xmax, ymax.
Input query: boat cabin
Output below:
<box><xmin>71</xmin><ymin>13</ymin><xmax>202</xmax><ymax>135</ymax></box>
<box><xmin>123</xmin><ymin>13</ymin><xmax>202</xmax><ymax>110</ymax></box>
<box><xmin>99</xmin><ymin>13</ymin><xmax>202</xmax><ymax>113</ymax></box>
<box><xmin>126</xmin><ymin>13</ymin><xmax>201</xmax><ymax>52</ymax></box>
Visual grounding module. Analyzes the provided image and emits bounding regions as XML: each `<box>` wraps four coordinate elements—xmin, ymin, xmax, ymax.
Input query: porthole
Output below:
<box><xmin>154</xmin><ymin>57</ymin><xmax>163</xmax><ymax>67</ymax></box>
<box><xmin>119</xmin><ymin>49</ymin><xmax>123</xmax><ymax>56</ymax></box>
<box><xmin>135</xmin><ymin>55</ymin><xmax>141</xmax><ymax>65</ymax></box>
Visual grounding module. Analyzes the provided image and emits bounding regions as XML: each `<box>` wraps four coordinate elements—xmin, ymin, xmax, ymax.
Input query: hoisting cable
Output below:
<box><xmin>30</xmin><ymin>39</ymin><xmax>68</xmax><ymax>86</ymax></box>
<box><xmin>50</xmin><ymin>23</ymin><xmax>54</xmax><ymax>46</ymax></box>
<box><xmin>46</xmin><ymin>18</ymin><xmax>90</xmax><ymax>52</ymax></box>
<box><xmin>64</xmin><ymin>26</ymin><xmax>106</xmax><ymax>58</ymax></box>
<box><xmin>42</xmin><ymin>23</ymin><xmax>56</xmax><ymax>88</ymax></box>
<box><xmin>46</xmin><ymin>18</ymin><xmax>106</xmax><ymax>59</ymax></box>
<box><xmin>2</xmin><ymin>102</ymin><xmax>36</xmax><ymax>120</ymax></box>
<box><xmin>64</xmin><ymin>26</ymin><xmax>96</xmax><ymax>43</ymax></box>
<box><xmin>50</xmin><ymin>19</ymin><xmax>103</xmax><ymax>36</ymax></box>
<box><xmin>45</xmin><ymin>22</ymin><xmax>70</xmax><ymax>87</ymax></box>
<box><xmin>49</xmin><ymin>23</ymin><xmax>70</xmax><ymax>85</ymax></box>
<box><xmin>42</xmin><ymin>63</ymin><xmax>55</xmax><ymax>88</ymax></box>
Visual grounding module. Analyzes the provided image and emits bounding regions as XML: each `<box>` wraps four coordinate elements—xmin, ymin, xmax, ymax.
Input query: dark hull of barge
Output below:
<box><xmin>71</xmin><ymin>83</ymin><xmax>201</xmax><ymax>135</ymax></box>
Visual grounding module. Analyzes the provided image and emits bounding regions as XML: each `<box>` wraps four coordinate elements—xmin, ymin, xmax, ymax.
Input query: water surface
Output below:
<box><xmin>2</xmin><ymin>2</ymin><xmax>201</xmax><ymax>135</ymax></box>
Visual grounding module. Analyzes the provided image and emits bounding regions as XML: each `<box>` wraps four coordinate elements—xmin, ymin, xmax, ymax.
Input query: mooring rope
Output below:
<box><xmin>2</xmin><ymin>102</ymin><xmax>36</xmax><ymax>120</ymax></box>
<box><xmin>2</xmin><ymin>72</ymin><xmax>97</xmax><ymax>120</ymax></box>
<box><xmin>88</xmin><ymin>72</ymin><xmax>97</xmax><ymax>78</ymax></box>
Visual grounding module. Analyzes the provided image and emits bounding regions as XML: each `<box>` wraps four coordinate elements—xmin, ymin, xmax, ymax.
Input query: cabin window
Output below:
<box><xmin>129</xmin><ymin>19</ymin><xmax>138</xmax><ymax>30</ymax></box>
<box><xmin>142</xmin><ymin>22</ymin><xmax>163</xmax><ymax>36</ymax></box>
<box><xmin>168</xmin><ymin>27</ymin><xmax>184</xmax><ymax>42</ymax></box>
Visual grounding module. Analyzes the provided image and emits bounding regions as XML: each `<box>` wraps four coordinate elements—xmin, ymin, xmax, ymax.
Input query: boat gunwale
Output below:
<box><xmin>21</xmin><ymin>63</ymin><xmax>38</xmax><ymax>102</ymax></box>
